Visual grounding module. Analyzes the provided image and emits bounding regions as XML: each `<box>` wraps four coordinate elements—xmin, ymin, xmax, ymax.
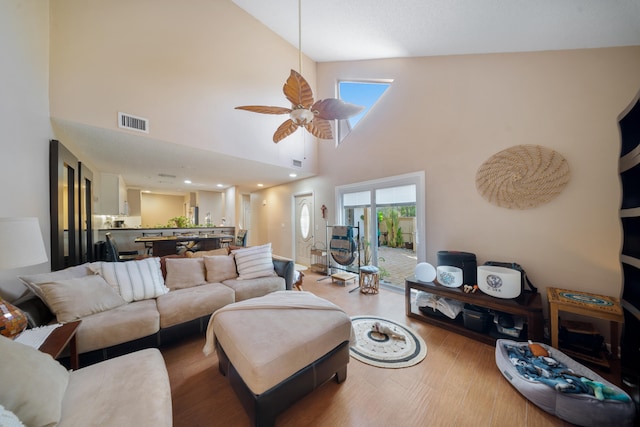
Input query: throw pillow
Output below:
<box><xmin>0</xmin><ymin>404</ymin><xmax>24</xmax><ymax>427</ymax></box>
<box><xmin>95</xmin><ymin>257</ymin><xmax>168</xmax><ymax>303</ymax></box>
<box><xmin>0</xmin><ymin>335</ymin><xmax>69</xmax><ymax>427</ymax></box>
<box><xmin>18</xmin><ymin>262</ymin><xmax>100</xmax><ymax>305</ymax></box>
<box><xmin>164</xmin><ymin>258</ymin><xmax>206</xmax><ymax>290</ymax></box>
<box><xmin>204</xmin><ymin>255</ymin><xmax>238</xmax><ymax>283</ymax></box>
<box><xmin>39</xmin><ymin>275</ymin><xmax>127</xmax><ymax>323</ymax></box>
<box><xmin>185</xmin><ymin>248</ymin><xmax>228</xmax><ymax>258</ymax></box>
<box><xmin>231</xmin><ymin>243</ymin><xmax>276</xmax><ymax>280</ymax></box>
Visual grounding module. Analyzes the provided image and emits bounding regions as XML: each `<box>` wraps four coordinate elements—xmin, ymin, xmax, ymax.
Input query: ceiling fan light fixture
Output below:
<box><xmin>290</xmin><ymin>108</ymin><xmax>314</xmax><ymax>124</ymax></box>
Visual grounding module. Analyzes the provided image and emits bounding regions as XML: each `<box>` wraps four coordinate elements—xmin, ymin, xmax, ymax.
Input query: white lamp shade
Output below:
<box><xmin>0</xmin><ymin>217</ymin><xmax>48</xmax><ymax>270</ymax></box>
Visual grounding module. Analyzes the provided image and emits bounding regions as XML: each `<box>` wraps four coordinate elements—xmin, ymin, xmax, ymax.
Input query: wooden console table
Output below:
<box><xmin>406</xmin><ymin>276</ymin><xmax>544</xmax><ymax>345</ymax></box>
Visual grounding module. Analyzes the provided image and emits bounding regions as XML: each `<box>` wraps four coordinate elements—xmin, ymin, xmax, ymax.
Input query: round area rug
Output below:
<box><xmin>350</xmin><ymin>316</ymin><xmax>427</xmax><ymax>368</ymax></box>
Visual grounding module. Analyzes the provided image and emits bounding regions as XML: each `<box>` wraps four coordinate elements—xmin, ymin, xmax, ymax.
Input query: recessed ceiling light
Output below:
<box><xmin>184</xmin><ymin>180</ymin><xmax>192</xmax><ymax>184</ymax></box>
<box><xmin>289</xmin><ymin>173</ymin><xmax>297</xmax><ymax>178</ymax></box>
<box><xmin>257</xmin><ymin>183</ymin><xmax>264</xmax><ymax>187</ymax></box>
<box><xmin>217</xmin><ymin>184</ymin><xmax>224</xmax><ymax>188</ymax></box>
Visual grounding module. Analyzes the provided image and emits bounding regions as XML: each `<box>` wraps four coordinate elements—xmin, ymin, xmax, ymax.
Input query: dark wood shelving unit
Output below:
<box><xmin>406</xmin><ymin>276</ymin><xmax>544</xmax><ymax>345</ymax></box>
<box><xmin>618</xmin><ymin>90</ymin><xmax>640</xmax><ymax>385</ymax></box>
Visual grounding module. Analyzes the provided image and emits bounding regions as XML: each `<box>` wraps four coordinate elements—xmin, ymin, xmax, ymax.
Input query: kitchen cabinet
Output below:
<box><xmin>99</xmin><ymin>173</ymin><xmax>127</xmax><ymax>215</ymax></box>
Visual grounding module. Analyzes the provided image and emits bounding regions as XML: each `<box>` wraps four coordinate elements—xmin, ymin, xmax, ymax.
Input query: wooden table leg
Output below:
<box><xmin>550</xmin><ymin>302</ymin><xmax>559</xmax><ymax>348</ymax></box>
<box><xmin>69</xmin><ymin>334</ymin><xmax>79</xmax><ymax>370</ymax></box>
<box><xmin>610</xmin><ymin>322</ymin><xmax>619</xmax><ymax>359</ymax></box>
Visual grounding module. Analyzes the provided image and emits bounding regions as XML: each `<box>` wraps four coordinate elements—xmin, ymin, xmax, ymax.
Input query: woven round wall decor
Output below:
<box><xmin>475</xmin><ymin>144</ymin><xmax>570</xmax><ymax>209</ymax></box>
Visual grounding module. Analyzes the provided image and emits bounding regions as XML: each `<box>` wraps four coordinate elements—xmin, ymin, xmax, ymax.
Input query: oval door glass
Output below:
<box><xmin>300</xmin><ymin>203</ymin><xmax>310</xmax><ymax>240</ymax></box>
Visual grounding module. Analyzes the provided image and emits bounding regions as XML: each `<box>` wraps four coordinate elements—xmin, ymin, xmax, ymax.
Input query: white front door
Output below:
<box><xmin>294</xmin><ymin>193</ymin><xmax>313</xmax><ymax>267</ymax></box>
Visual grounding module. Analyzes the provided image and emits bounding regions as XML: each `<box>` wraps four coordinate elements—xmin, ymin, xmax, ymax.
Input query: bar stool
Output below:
<box><xmin>359</xmin><ymin>266</ymin><xmax>380</xmax><ymax>294</ymax></box>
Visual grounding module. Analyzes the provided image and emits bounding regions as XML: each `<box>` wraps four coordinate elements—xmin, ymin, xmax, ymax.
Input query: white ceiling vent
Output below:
<box><xmin>118</xmin><ymin>112</ymin><xmax>149</xmax><ymax>133</ymax></box>
<box><xmin>292</xmin><ymin>159</ymin><xmax>303</xmax><ymax>168</ymax></box>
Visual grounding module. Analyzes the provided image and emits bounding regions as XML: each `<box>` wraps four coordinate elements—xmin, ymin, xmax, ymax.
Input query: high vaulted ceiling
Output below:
<box><xmin>233</xmin><ymin>0</ymin><xmax>640</xmax><ymax>62</ymax></box>
<box><xmin>63</xmin><ymin>0</ymin><xmax>640</xmax><ymax>196</ymax></box>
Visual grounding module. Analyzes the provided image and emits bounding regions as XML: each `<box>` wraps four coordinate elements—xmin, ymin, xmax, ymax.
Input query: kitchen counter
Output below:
<box><xmin>97</xmin><ymin>227</ymin><xmax>236</xmax><ymax>253</ymax></box>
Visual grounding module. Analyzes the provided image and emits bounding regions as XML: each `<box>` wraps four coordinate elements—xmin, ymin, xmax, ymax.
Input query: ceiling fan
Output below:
<box><xmin>235</xmin><ymin>0</ymin><xmax>363</xmax><ymax>143</ymax></box>
<box><xmin>235</xmin><ymin>70</ymin><xmax>364</xmax><ymax>143</ymax></box>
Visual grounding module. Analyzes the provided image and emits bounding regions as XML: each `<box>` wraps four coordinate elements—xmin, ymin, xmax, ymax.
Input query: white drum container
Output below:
<box><xmin>436</xmin><ymin>265</ymin><xmax>463</xmax><ymax>288</ymax></box>
<box><xmin>477</xmin><ymin>265</ymin><xmax>521</xmax><ymax>299</ymax></box>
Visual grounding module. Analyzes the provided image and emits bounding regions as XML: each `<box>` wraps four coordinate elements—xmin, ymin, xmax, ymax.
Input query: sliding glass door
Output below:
<box><xmin>336</xmin><ymin>172</ymin><xmax>425</xmax><ymax>288</ymax></box>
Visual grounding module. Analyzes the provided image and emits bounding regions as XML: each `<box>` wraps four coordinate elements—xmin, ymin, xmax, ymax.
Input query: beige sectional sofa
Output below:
<box><xmin>17</xmin><ymin>243</ymin><xmax>294</xmax><ymax>361</ymax></box>
<box><xmin>1</xmin><ymin>336</ymin><xmax>172</xmax><ymax>427</ymax></box>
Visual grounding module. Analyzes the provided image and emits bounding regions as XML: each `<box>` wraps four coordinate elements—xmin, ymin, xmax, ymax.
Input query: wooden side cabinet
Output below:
<box><xmin>406</xmin><ymin>276</ymin><xmax>544</xmax><ymax>345</ymax></box>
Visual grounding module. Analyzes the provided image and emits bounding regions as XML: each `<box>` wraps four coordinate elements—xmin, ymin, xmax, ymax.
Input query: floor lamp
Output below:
<box><xmin>0</xmin><ymin>217</ymin><xmax>48</xmax><ymax>338</ymax></box>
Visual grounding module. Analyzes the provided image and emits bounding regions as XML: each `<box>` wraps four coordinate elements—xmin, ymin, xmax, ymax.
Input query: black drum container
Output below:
<box><xmin>437</xmin><ymin>251</ymin><xmax>477</xmax><ymax>285</ymax></box>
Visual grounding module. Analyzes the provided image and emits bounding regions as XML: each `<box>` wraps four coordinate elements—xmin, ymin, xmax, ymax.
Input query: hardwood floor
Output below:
<box><xmin>162</xmin><ymin>271</ymin><xmax>583</xmax><ymax>427</ymax></box>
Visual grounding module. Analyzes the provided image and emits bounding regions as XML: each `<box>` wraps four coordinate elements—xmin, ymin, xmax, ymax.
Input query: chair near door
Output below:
<box><xmin>235</xmin><ymin>229</ymin><xmax>247</xmax><ymax>247</ymax></box>
<box><xmin>104</xmin><ymin>233</ymin><xmax>140</xmax><ymax>262</ymax></box>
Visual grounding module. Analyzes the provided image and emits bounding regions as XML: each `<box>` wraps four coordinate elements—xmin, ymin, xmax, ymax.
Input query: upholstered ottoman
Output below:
<box><xmin>203</xmin><ymin>291</ymin><xmax>353</xmax><ymax>427</ymax></box>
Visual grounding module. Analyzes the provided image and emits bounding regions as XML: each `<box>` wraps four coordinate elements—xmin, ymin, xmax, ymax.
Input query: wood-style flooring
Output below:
<box><xmin>161</xmin><ymin>271</ymin><xmax>612</xmax><ymax>427</ymax></box>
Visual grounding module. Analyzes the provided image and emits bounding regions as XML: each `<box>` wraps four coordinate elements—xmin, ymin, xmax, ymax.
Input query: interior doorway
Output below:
<box><xmin>294</xmin><ymin>193</ymin><xmax>314</xmax><ymax>267</ymax></box>
<box><xmin>241</xmin><ymin>194</ymin><xmax>250</xmax><ymax>243</ymax></box>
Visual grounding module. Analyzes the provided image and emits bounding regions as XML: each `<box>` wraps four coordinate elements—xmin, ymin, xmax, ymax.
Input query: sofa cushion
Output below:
<box><xmin>39</xmin><ymin>275</ymin><xmax>126</xmax><ymax>323</ymax></box>
<box><xmin>204</xmin><ymin>255</ymin><xmax>238</xmax><ymax>283</ymax></box>
<box><xmin>222</xmin><ymin>275</ymin><xmax>286</xmax><ymax>302</ymax></box>
<box><xmin>185</xmin><ymin>248</ymin><xmax>228</xmax><ymax>258</ymax></box>
<box><xmin>159</xmin><ymin>254</ymin><xmax>184</xmax><ymax>279</ymax></box>
<box><xmin>18</xmin><ymin>262</ymin><xmax>101</xmax><ymax>306</ymax></box>
<box><xmin>61</xmin><ymin>348</ymin><xmax>172</xmax><ymax>427</ymax></box>
<box><xmin>94</xmin><ymin>258</ymin><xmax>168</xmax><ymax>302</ymax></box>
<box><xmin>75</xmin><ymin>299</ymin><xmax>160</xmax><ymax>354</ymax></box>
<box><xmin>156</xmin><ymin>283</ymin><xmax>235</xmax><ymax>328</ymax></box>
<box><xmin>164</xmin><ymin>257</ymin><xmax>206</xmax><ymax>290</ymax></box>
<box><xmin>0</xmin><ymin>335</ymin><xmax>69</xmax><ymax>427</ymax></box>
<box><xmin>231</xmin><ymin>243</ymin><xmax>276</xmax><ymax>280</ymax></box>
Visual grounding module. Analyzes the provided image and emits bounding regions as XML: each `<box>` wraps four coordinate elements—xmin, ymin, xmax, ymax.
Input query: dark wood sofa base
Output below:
<box><xmin>217</xmin><ymin>340</ymin><xmax>350</xmax><ymax>427</ymax></box>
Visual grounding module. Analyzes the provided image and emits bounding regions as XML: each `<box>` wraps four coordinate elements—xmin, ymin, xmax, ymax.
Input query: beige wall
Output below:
<box><xmin>141</xmin><ymin>193</ymin><xmax>186</xmax><ymax>228</ymax></box>
<box><xmin>0</xmin><ymin>1</ymin><xmax>53</xmax><ymax>300</ymax></box>
<box><xmin>256</xmin><ymin>47</ymin><xmax>640</xmax><ymax>309</ymax></box>
<box><xmin>48</xmin><ymin>0</ymin><xmax>318</xmax><ymax>176</ymax></box>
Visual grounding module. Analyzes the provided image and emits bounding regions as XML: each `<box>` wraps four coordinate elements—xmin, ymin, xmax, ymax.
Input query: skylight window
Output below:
<box><xmin>337</xmin><ymin>80</ymin><xmax>391</xmax><ymax>143</ymax></box>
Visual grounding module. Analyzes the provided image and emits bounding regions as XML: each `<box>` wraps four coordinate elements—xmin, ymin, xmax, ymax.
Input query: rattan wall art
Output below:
<box><xmin>475</xmin><ymin>144</ymin><xmax>570</xmax><ymax>209</ymax></box>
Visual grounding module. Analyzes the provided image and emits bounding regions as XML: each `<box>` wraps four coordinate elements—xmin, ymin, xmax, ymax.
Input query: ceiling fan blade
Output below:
<box><xmin>273</xmin><ymin>119</ymin><xmax>300</xmax><ymax>143</ymax></box>
<box><xmin>283</xmin><ymin>69</ymin><xmax>314</xmax><ymax>109</ymax></box>
<box><xmin>305</xmin><ymin>118</ymin><xmax>334</xmax><ymax>140</ymax></box>
<box><xmin>312</xmin><ymin>98</ymin><xmax>365</xmax><ymax>120</ymax></box>
<box><xmin>235</xmin><ymin>105</ymin><xmax>291</xmax><ymax>115</ymax></box>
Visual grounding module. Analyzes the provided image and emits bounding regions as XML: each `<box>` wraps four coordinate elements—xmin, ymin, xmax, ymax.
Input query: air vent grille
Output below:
<box><xmin>292</xmin><ymin>159</ymin><xmax>303</xmax><ymax>168</ymax></box>
<box><xmin>118</xmin><ymin>112</ymin><xmax>149</xmax><ymax>133</ymax></box>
